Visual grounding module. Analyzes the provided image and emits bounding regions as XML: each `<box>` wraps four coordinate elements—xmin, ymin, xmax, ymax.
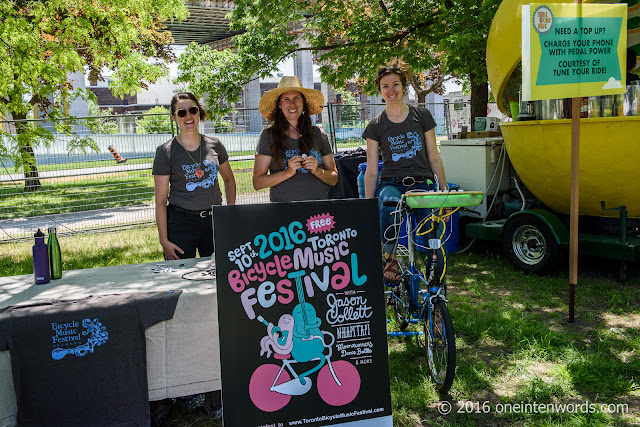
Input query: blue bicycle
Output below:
<box><xmin>383</xmin><ymin>190</ymin><xmax>483</xmax><ymax>395</ymax></box>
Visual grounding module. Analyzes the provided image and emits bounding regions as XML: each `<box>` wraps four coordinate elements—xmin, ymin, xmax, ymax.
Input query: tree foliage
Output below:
<box><xmin>136</xmin><ymin>106</ymin><xmax>171</xmax><ymax>134</ymax></box>
<box><xmin>86</xmin><ymin>98</ymin><xmax>119</xmax><ymax>135</ymax></box>
<box><xmin>334</xmin><ymin>88</ymin><xmax>361</xmax><ymax>123</ymax></box>
<box><xmin>177</xmin><ymin>0</ymin><xmax>499</xmax><ymax>116</ymax></box>
<box><xmin>0</xmin><ymin>0</ymin><xmax>187</xmax><ymax>188</ymax></box>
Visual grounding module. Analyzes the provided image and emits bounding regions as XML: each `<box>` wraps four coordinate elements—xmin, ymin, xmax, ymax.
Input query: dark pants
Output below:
<box><xmin>167</xmin><ymin>205</ymin><xmax>214</xmax><ymax>259</ymax></box>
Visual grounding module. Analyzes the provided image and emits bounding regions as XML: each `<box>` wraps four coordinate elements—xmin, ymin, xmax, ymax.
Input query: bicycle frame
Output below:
<box><xmin>385</xmin><ymin>190</ymin><xmax>483</xmax><ymax>394</ymax></box>
<box><xmin>269</xmin><ymin>350</ymin><xmax>343</xmax><ymax>396</ymax></box>
<box><xmin>388</xmin><ymin>199</ymin><xmax>449</xmax><ymax>324</ymax></box>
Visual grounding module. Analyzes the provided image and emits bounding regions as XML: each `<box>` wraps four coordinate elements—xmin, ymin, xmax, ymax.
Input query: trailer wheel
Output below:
<box><xmin>502</xmin><ymin>215</ymin><xmax>561</xmax><ymax>275</ymax></box>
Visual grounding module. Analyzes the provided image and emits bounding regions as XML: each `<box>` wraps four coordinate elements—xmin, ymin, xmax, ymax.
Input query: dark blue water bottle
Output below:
<box><xmin>33</xmin><ymin>229</ymin><xmax>50</xmax><ymax>284</ymax></box>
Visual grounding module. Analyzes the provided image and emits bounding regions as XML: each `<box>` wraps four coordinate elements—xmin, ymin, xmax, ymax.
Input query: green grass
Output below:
<box><xmin>0</xmin><ymin>226</ymin><xmax>163</xmax><ymax>275</ymax></box>
<box><xmin>0</xmin><ymin>171</ymin><xmax>155</xmax><ymax>218</ymax></box>
<box><xmin>1</xmin><ymin>234</ymin><xmax>638</xmax><ymax>426</ymax></box>
<box><xmin>0</xmin><ymin>161</ymin><xmax>257</xmax><ymax>218</ymax></box>
<box><xmin>384</xmin><ymin>244</ymin><xmax>640</xmax><ymax>426</ymax></box>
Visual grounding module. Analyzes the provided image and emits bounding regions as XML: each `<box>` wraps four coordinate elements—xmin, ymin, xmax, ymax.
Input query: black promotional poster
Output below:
<box><xmin>213</xmin><ymin>199</ymin><xmax>393</xmax><ymax>427</ymax></box>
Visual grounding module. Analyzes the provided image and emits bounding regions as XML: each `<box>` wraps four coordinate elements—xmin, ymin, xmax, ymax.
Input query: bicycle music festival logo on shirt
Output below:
<box><xmin>50</xmin><ymin>318</ymin><xmax>109</xmax><ymax>360</ymax></box>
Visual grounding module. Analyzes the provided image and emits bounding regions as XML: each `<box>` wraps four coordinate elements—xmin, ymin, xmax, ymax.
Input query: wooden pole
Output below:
<box><xmin>569</xmin><ymin>98</ymin><xmax>579</xmax><ymax>323</ymax></box>
<box><xmin>568</xmin><ymin>0</ymin><xmax>582</xmax><ymax>323</ymax></box>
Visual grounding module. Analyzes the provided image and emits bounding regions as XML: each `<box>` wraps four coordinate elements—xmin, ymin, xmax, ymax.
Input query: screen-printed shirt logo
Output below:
<box><xmin>184</xmin><ymin>159</ymin><xmax>219</xmax><ymax>191</ymax></box>
<box><xmin>50</xmin><ymin>318</ymin><xmax>109</xmax><ymax>360</ymax></box>
<box><xmin>284</xmin><ymin>149</ymin><xmax>322</xmax><ymax>173</ymax></box>
<box><xmin>389</xmin><ymin>131</ymin><xmax>422</xmax><ymax>162</ymax></box>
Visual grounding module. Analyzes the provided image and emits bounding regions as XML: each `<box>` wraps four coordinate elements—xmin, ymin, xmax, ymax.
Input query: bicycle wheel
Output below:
<box><xmin>425</xmin><ymin>299</ymin><xmax>456</xmax><ymax>395</ymax></box>
<box><xmin>317</xmin><ymin>360</ymin><xmax>361</xmax><ymax>406</ymax></box>
<box><xmin>393</xmin><ymin>277</ymin><xmax>411</xmax><ymax>331</ymax></box>
<box><xmin>249</xmin><ymin>364</ymin><xmax>292</xmax><ymax>412</ymax></box>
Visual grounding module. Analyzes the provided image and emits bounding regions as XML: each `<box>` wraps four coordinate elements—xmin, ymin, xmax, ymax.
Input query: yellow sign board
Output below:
<box><xmin>522</xmin><ymin>3</ymin><xmax>627</xmax><ymax>101</ymax></box>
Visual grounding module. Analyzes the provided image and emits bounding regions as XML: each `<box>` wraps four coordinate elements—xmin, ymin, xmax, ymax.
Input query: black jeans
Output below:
<box><xmin>167</xmin><ymin>205</ymin><xmax>214</xmax><ymax>259</ymax></box>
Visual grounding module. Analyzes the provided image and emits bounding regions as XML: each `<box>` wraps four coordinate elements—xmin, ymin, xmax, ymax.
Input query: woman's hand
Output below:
<box><xmin>161</xmin><ymin>239</ymin><xmax>184</xmax><ymax>260</ymax></box>
<box><xmin>287</xmin><ymin>155</ymin><xmax>304</xmax><ymax>176</ymax></box>
<box><xmin>302</xmin><ymin>154</ymin><xmax>320</xmax><ymax>174</ymax></box>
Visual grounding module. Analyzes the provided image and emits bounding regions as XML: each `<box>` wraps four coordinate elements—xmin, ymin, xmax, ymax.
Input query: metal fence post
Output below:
<box><xmin>443</xmin><ymin>99</ymin><xmax>452</xmax><ymax>140</ymax></box>
<box><xmin>326</xmin><ymin>102</ymin><xmax>337</xmax><ymax>152</ymax></box>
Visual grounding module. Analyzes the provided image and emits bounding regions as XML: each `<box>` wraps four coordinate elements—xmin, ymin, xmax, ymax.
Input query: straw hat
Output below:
<box><xmin>259</xmin><ymin>76</ymin><xmax>324</xmax><ymax>121</ymax></box>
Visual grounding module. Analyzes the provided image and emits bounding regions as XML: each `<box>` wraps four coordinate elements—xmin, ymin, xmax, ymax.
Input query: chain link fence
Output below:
<box><xmin>0</xmin><ymin>101</ymin><xmax>483</xmax><ymax>242</ymax></box>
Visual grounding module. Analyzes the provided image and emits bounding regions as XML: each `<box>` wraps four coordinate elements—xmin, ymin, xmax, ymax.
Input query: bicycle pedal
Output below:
<box><xmin>385</xmin><ymin>293</ymin><xmax>395</xmax><ymax>306</ymax></box>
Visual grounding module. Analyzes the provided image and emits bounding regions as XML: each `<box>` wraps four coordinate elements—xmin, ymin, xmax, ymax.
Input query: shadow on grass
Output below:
<box><xmin>387</xmin><ymin>249</ymin><xmax>640</xmax><ymax>425</ymax></box>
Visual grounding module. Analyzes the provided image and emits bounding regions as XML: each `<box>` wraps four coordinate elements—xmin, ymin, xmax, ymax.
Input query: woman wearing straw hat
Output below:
<box><xmin>362</xmin><ymin>59</ymin><xmax>449</xmax><ymax>284</ymax></box>
<box><xmin>253</xmin><ymin>76</ymin><xmax>338</xmax><ymax>202</ymax></box>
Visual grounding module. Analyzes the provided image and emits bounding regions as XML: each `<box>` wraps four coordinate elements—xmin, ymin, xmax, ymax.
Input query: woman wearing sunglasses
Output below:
<box><xmin>152</xmin><ymin>92</ymin><xmax>236</xmax><ymax>260</ymax></box>
<box><xmin>362</xmin><ymin>59</ymin><xmax>449</xmax><ymax>284</ymax></box>
<box><xmin>253</xmin><ymin>76</ymin><xmax>338</xmax><ymax>202</ymax></box>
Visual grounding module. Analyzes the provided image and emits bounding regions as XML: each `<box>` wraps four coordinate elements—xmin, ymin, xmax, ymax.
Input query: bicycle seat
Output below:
<box><xmin>274</xmin><ymin>353</ymin><xmax>291</xmax><ymax>360</ymax></box>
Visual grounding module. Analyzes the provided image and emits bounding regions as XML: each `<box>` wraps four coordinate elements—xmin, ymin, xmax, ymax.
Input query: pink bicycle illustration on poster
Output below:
<box><xmin>248</xmin><ymin>270</ymin><xmax>361</xmax><ymax>412</ymax></box>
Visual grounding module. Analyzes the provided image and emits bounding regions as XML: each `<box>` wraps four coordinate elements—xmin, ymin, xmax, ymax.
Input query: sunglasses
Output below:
<box><xmin>176</xmin><ymin>106</ymin><xmax>199</xmax><ymax>118</ymax></box>
<box><xmin>377</xmin><ymin>66</ymin><xmax>400</xmax><ymax>76</ymax></box>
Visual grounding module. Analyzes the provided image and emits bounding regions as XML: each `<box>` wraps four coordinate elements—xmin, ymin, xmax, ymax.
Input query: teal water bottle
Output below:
<box><xmin>47</xmin><ymin>227</ymin><xmax>62</xmax><ymax>279</ymax></box>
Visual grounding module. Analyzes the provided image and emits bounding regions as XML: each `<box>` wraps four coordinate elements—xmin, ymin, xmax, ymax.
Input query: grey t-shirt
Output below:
<box><xmin>362</xmin><ymin>105</ymin><xmax>437</xmax><ymax>179</ymax></box>
<box><xmin>0</xmin><ymin>292</ymin><xmax>181</xmax><ymax>427</ymax></box>
<box><xmin>255</xmin><ymin>126</ymin><xmax>333</xmax><ymax>202</ymax></box>
<box><xmin>152</xmin><ymin>135</ymin><xmax>229</xmax><ymax>211</ymax></box>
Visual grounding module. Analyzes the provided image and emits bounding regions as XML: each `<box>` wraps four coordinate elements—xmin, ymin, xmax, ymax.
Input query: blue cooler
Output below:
<box><xmin>445</xmin><ymin>208</ymin><xmax>460</xmax><ymax>253</ymax></box>
<box><xmin>357</xmin><ymin>161</ymin><xmax>383</xmax><ymax>198</ymax></box>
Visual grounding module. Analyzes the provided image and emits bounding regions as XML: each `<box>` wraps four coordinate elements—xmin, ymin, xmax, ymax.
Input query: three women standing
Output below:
<box><xmin>153</xmin><ymin>93</ymin><xmax>236</xmax><ymax>260</ymax></box>
<box><xmin>253</xmin><ymin>76</ymin><xmax>338</xmax><ymax>201</ymax></box>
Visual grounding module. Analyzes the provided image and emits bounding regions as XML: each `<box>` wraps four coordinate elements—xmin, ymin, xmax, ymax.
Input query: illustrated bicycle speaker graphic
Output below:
<box><xmin>249</xmin><ymin>271</ymin><xmax>362</xmax><ymax>412</ymax></box>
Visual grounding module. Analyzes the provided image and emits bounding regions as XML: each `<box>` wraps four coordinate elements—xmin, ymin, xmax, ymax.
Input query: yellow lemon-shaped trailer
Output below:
<box><xmin>487</xmin><ymin>0</ymin><xmax>640</xmax><ymax>218</ymax></box>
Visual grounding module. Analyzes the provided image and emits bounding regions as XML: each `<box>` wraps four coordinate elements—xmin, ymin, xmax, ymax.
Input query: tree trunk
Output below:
<box><xmin>21</xmin><ymin>144</ymin><xmax>42</xmax><ymax>192</ymax></box>
<box><xmin>14</xmin><ymin>112</ymin><xmax>42</xmax><ymax>192</ymax></box>
<box><xmin>469</xmin><ymin>71</ymin><xmax>489</xmax><ymax>131</ymax></box>
<box><xmin>417</xmin><ymin>91</ymin><xmax>426</xmax><ymax>108</ymax></box>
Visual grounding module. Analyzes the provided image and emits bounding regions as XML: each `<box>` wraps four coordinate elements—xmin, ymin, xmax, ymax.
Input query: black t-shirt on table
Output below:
<box><xmin>0</xmin><ymin>291</ymin><xmax>181</xmax><ymax>427</ymax></box>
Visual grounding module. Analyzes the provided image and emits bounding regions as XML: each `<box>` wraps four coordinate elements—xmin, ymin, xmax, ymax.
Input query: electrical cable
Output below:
<box><xmin>454</xmin><ymin>142</ymin><xmax>507</xmax><ymax>254</ymax></box>
<box><xmin>181</xmin><ymin>266</ymin><xmax>216</xmax><ymax>281</ymax></box>
<box><xmin>514</xmin><ymin>176</ymin><xmax>526</xmax><ymax>211</ymax></box>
